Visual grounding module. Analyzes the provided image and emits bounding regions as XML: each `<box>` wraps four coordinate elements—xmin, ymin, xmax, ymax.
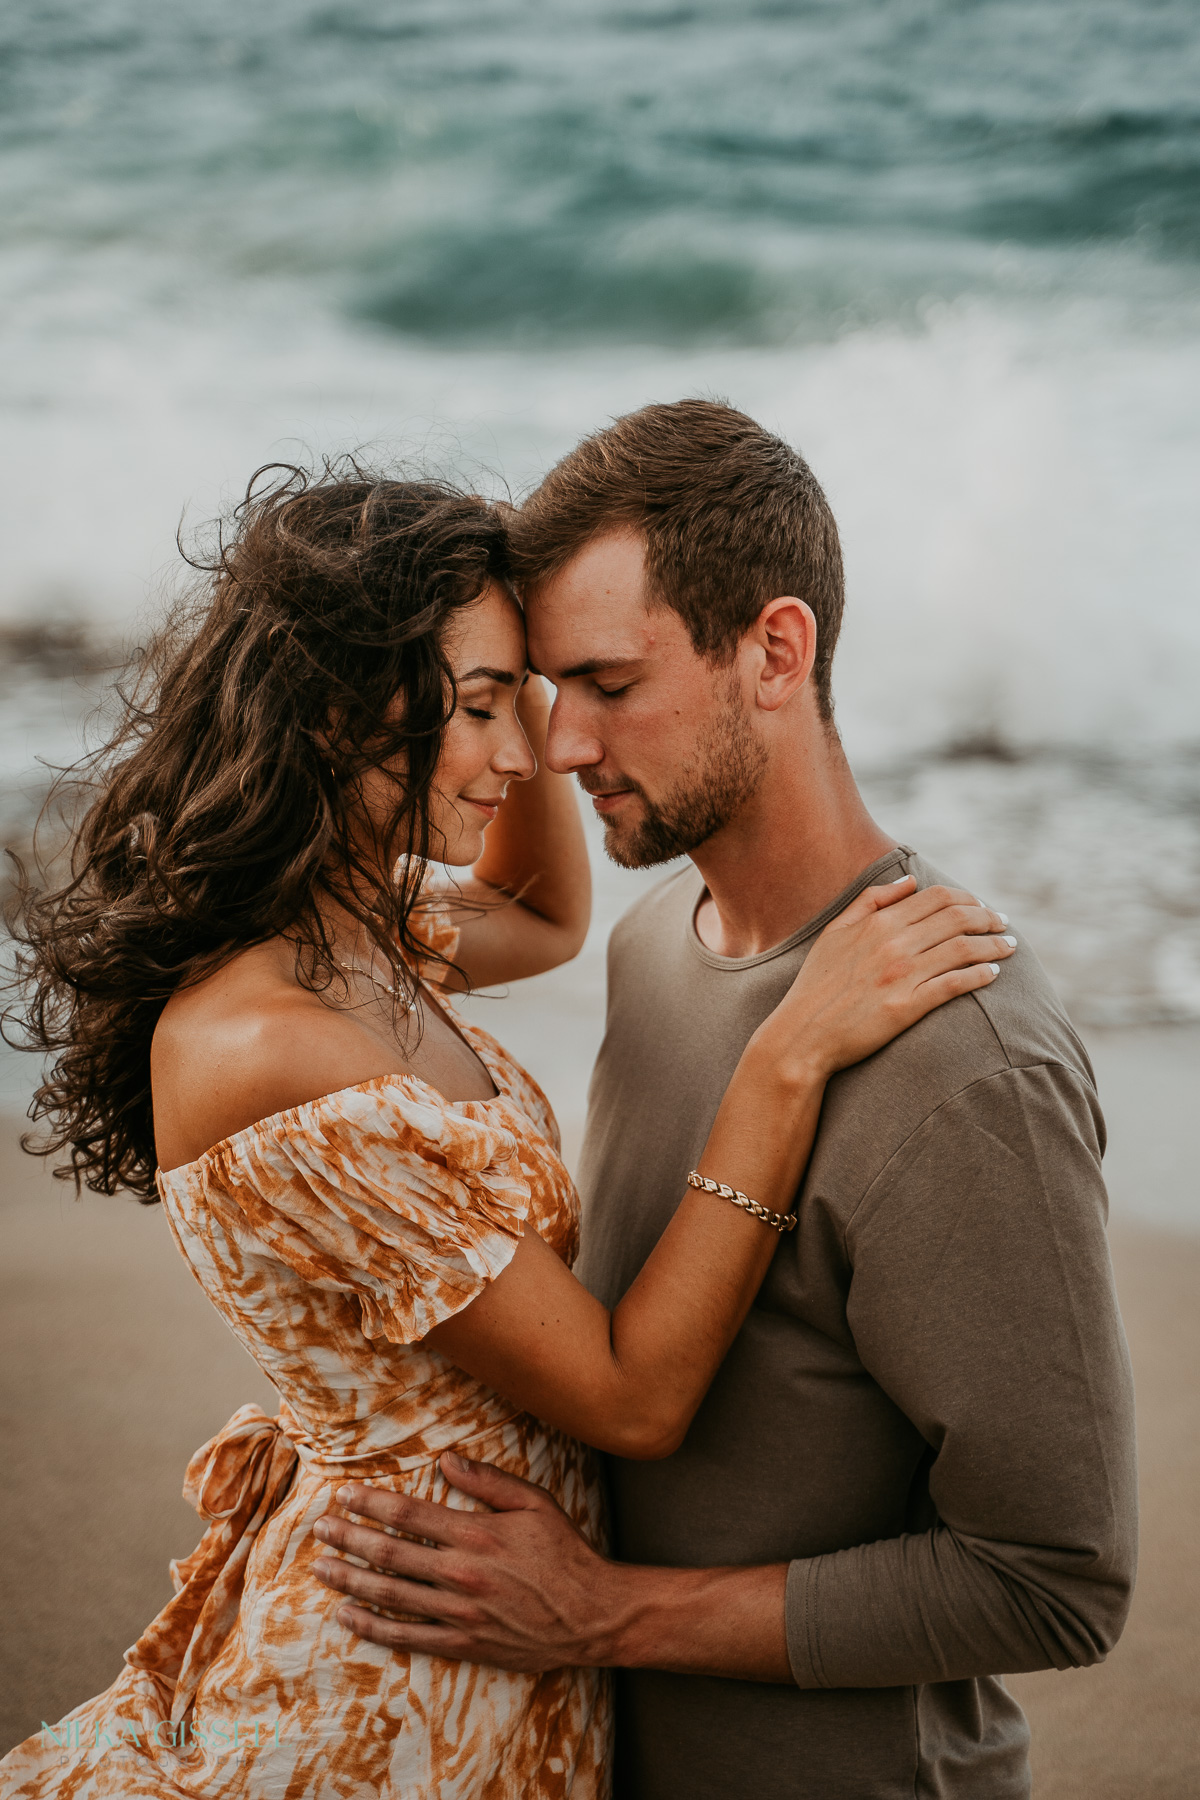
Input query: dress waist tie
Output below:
<box><xmin>124</xmin><ymin>1403</ymin><xmax>299</xmax><ymax>1725</ymax></box>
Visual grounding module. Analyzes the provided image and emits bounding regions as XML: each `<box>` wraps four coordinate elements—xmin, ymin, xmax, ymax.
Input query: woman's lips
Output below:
<box><xmin>464</xmin><ymin>796</ymin><xmax>502</xmax><ymax>821</ymax></box>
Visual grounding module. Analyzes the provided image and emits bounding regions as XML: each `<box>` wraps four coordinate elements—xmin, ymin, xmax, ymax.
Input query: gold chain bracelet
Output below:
<box><xmin>686</xmin><ymin>1170</ymin><xmax>797</xmax><ymax>1234</ymax></box>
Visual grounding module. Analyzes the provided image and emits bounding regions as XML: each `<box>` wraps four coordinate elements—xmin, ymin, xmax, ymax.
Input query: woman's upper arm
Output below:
<box><xmin>441</xmin><ymin>882</ymin><xmax>588</xmax><ymax>990</ymax></box>
<box><xmin>425</xmin><ymin>1231</ymin><xmax>672</xmax><ymax>1458</ymax></box>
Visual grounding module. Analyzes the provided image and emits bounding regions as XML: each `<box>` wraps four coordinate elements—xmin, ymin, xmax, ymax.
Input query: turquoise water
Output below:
<box><xmin>1</xmin><ymin>0</ymin><xmax>1198</xmax><ymax>1036</ymax></box>
<box><xmin>4</xmin><ymin>0</ymin><xmax>1200</xmax><ymax>342</ymax></box>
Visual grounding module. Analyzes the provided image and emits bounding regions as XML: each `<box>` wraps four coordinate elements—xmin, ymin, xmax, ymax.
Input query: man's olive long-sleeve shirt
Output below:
<box><xmin>575</xmin><ymin>847</ymin><xmax>1137</xmax><ymax>1800</ymax></box>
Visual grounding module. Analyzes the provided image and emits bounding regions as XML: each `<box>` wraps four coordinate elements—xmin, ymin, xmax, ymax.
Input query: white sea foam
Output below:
<box><xmin>3</xmin><ymin>285</ymin><xmax>1199</xmax><ymax>758</ymax></box>
<box><xmin>1</xmin><ymin>283</ymin><xmax>1198</xmax><ymax>1037</ymax></box>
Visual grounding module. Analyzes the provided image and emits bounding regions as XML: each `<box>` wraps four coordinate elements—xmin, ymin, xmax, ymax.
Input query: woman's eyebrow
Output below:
<box><xmin>456</xmin><ymin>665</ymin><xmax>519</xmax><ymax>685</ymax></box>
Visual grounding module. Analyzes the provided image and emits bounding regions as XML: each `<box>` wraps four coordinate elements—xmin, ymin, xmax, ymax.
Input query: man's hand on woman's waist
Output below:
<box><xmin>311</xmin><ymin>1455</ymin><xmax>791</xmax><ymax>1681</ymax></box>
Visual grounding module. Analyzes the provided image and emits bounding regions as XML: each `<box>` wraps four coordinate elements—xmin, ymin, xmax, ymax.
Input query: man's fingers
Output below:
<box><xmin>334</xmin><ymin>1600</ymin><xmax>546</xmax><ymax>1673</ymax></box>
<box><xmin>335</xmin><ymin>1602</ymin><xmax>469</xmax><ymax>1658</ymax></box>
<box><xmin>320</xmin><ymin>1463</ymin><xmax>557</xmax><ymax>1566</ymax></box>
<box><xmin>314</xmin><ymin>1555</ymin><xmax>462</xmax><ymax>1621</ymax></box>
<box><xmin>439</xmin><ymin>1452</ymin><xmax>561</xmax><ymax>1515</ymax></box>
<box><xmin>313</xmin><ymin>1515</ymin><xmax>449</xmax><ymax>1580</ymax></box>
<box><xmin>328</xmin><ymin>1482</ymin><xmax>475</xmax><ymax>1547</ymax></box>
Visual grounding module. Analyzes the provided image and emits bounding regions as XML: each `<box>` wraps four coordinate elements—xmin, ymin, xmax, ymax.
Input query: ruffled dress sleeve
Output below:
<box><xmin>177</xmin><ymin>1079</ymin><xmax>531</xmax><ymax>1344</ymax></box>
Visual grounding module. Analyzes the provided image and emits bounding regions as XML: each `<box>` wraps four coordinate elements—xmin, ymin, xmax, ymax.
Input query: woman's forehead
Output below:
<box><xmin>446</xmin><ymin>582</ymin><xmax>527</xmax><ymax>672</ymax></box>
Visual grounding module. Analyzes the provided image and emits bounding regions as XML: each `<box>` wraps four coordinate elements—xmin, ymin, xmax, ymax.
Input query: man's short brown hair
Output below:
<box><xmin>508</xmin><ymin>398</ymin><xmax>845</xmax><ymax>722</ymax></box>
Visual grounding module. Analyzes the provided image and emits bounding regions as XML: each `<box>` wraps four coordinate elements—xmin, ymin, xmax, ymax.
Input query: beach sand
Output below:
<box><xmin>1</xmin><ymin>1026</ymin><xmax>1197</xmax><ymax>1793</ymax></box>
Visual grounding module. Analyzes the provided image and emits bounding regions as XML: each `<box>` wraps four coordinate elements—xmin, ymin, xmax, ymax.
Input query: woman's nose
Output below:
<box><xmin>497</xmin><ymin>719</ymin><xmax>538</xmax><ymax>781</ymax></box>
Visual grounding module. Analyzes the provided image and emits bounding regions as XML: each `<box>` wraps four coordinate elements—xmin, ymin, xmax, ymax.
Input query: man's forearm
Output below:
<box><xmin>581</xmin><ymin>1558</ymin><xmax>792</xmax><ymax>1683</ymax></box>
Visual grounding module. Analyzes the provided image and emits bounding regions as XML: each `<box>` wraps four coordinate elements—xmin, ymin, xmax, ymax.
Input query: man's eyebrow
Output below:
<box><xmin>555</xmin><ymin>656</ymin><xmax>642</xmax><ymax>679</ymax></box>
<box><xmin>455</xmin><ymin>665</ymin><xmax>519</xmax><ymax>685</ymax></box>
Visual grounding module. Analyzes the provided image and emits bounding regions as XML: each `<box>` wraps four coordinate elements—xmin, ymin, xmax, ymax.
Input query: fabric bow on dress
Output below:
<box><xmin>125</xmin><ymin>1404</ymin><xmax>299</xmax><ymax>1725</ymax></box>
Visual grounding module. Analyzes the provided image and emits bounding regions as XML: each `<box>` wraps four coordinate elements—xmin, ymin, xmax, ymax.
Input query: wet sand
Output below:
<box><xmin>1</xmin><ymin>1027</ymin><xmax>1198</xmax><ymax>1793</ymax></box>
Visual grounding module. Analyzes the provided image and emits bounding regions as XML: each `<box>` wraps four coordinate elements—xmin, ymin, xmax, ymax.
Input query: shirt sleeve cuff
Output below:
<box><xmin>785</xmin><ymin>1558</ymin><xmax>828</xmax><ymax>1688</ymax></box>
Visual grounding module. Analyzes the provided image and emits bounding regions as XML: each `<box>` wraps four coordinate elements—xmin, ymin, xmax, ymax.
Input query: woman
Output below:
<box><xmin>2</xmin><ymin>464</ymin><xmax>1013</xmax><ymax>1799</ymax></box>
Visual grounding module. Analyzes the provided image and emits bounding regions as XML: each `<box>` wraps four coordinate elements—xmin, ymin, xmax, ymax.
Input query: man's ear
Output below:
<box><xmin>753</xmin><ymin>598</ymin><xmax>817</xmax><ymax>712</ymax></box>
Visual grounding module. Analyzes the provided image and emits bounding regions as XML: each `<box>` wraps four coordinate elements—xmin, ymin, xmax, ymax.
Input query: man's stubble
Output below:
<box><xmin>599</xmin><ymin>677</ymin><xmax>768</xmax><ymax>870</ymax></box>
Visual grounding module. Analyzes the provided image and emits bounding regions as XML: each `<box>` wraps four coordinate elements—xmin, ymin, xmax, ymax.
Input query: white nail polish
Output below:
<box><xmin>997</xmin><ymin>911</ymin><xmax>1009</xmax><ymax>925</ymax></box>
<box><xmin>1003</xmin><ymin>934</ymin><xmax>1017</xmax><ymax>946</ymax></box>
<box><xmin>892</xmin><ymin>874</ymin><xmax>910</xmax><ymax>883</ymax></box>
<box><xmin>989</xmin><ymin>962</ymin><xmax>1000</xmax><ymax>974</ymax></box>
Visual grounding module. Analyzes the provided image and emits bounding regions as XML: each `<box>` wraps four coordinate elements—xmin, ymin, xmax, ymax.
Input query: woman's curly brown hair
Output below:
<box><xmin>5</xmin><ymin>460</ymin><xmax>511</xmax><ymax>1202</ymax></box>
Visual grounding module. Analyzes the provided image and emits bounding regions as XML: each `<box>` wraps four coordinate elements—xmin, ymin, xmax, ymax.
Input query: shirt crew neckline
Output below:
<box><xmin>685</xmin><ymin>845</ymin><xmax>913</xmax><ymax>972</ymax></box>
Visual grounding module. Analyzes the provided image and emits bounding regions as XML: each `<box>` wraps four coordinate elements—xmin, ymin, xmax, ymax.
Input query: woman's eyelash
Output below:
<box><xmin>465</xmin><ymin>706</ymin><xmax>495</xmax><ymax>720</ymax></box>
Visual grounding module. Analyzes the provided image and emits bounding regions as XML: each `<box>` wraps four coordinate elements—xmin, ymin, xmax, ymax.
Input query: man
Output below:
<box><xmin>314</xmin><ymin>401</ymin><xmax>1137</xmax><ymax>1798</ymax></box>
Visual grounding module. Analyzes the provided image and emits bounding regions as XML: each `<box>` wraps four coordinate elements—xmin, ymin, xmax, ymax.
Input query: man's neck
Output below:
<box><xmin>691</xmin><ymin>722</ymin><xmax>895</xmax><ymax>960</ymax></box>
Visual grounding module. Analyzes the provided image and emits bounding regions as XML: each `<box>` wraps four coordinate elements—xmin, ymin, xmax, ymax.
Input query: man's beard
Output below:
<box><xmin>588</xmin><ymin>682</ymin><xmax>767</xmax><ymax>870</ymax></box>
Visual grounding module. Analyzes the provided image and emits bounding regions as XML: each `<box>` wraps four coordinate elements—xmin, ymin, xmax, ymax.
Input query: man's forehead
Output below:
<box><xmin>524</xmin><ymin>528</ymin><xmax>646</xmax><ymax>609</ymax></box>
<box><xmin>521</xmin><ymin>530</ymin><xmax>690</xmax><ymax>673</ymax></box>
<box><xmin>524</xmin><ymin>599</ymin><xmax>667</xmax><ymax>679</ymax></box>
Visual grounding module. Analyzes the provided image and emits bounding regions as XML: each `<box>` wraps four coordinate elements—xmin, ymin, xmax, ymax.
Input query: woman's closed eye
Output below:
<box><xmin>458</xmin><ymin>684</ymin><xmax>499</xmax><ymax>720</ymax></box>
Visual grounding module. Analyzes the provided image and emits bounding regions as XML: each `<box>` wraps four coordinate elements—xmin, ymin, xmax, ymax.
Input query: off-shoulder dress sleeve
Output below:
<box><xmin>184</xmin><ymin>1079</ymin><xmax>531</xmax><ymax>1344</ymax></box>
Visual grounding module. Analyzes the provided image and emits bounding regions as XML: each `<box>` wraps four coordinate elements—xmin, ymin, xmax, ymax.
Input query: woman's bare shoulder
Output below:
<box><xmin>152</xmin><ymin>945</ymin><xmax>404</xmax><ymax>1172</ymax></box>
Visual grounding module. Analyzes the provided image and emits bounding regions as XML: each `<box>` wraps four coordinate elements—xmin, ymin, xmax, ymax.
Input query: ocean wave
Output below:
<box><xmin>3</xmin><ymin>0</ymin><xmax>1200</xmax><ymax>346</ymax></box>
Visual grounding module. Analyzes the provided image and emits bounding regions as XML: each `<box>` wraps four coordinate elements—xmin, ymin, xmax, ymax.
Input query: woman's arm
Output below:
<box><xmin>428</xmin><ymin>879</ymin><xmax>1015</xmax><ymax>1458</ymax></box>
<box><xmin>430</xmin><ymin>1045</ymin><xmax>820</xmax><ymax>1458</ymax></box>
<box><xmin>447</xmin><ymin>678</ymin><xmax>591</xmax><ymax>989</ymax></box>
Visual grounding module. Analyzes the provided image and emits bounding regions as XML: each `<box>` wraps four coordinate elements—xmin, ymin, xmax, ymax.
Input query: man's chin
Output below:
<box><xmin>591</xmin><ymin>783</ymin><xmax>722</xmax><ymax>869</ymax></box>
<box><xmin>601</xmin><ymin>816</ymin><xmax>683</xmax><ymax>871</ymax></box>
<box><xmin>601</xmin><ymin>824</ymin><xmax>644</xmax><ymax>870</ymax></box>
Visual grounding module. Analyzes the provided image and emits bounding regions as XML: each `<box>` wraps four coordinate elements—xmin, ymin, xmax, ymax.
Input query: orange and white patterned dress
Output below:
<box><xmin>1</xmin><ymin>905</ymin><xmax>610</xmax><ymax>1800</ymax></box>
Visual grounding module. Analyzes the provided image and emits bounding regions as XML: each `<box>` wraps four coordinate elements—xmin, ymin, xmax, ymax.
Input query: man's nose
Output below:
<box><xmin>544</xmin><ymin>692</ymin><xmax>603</xmax><ymax>775</ymax></box>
